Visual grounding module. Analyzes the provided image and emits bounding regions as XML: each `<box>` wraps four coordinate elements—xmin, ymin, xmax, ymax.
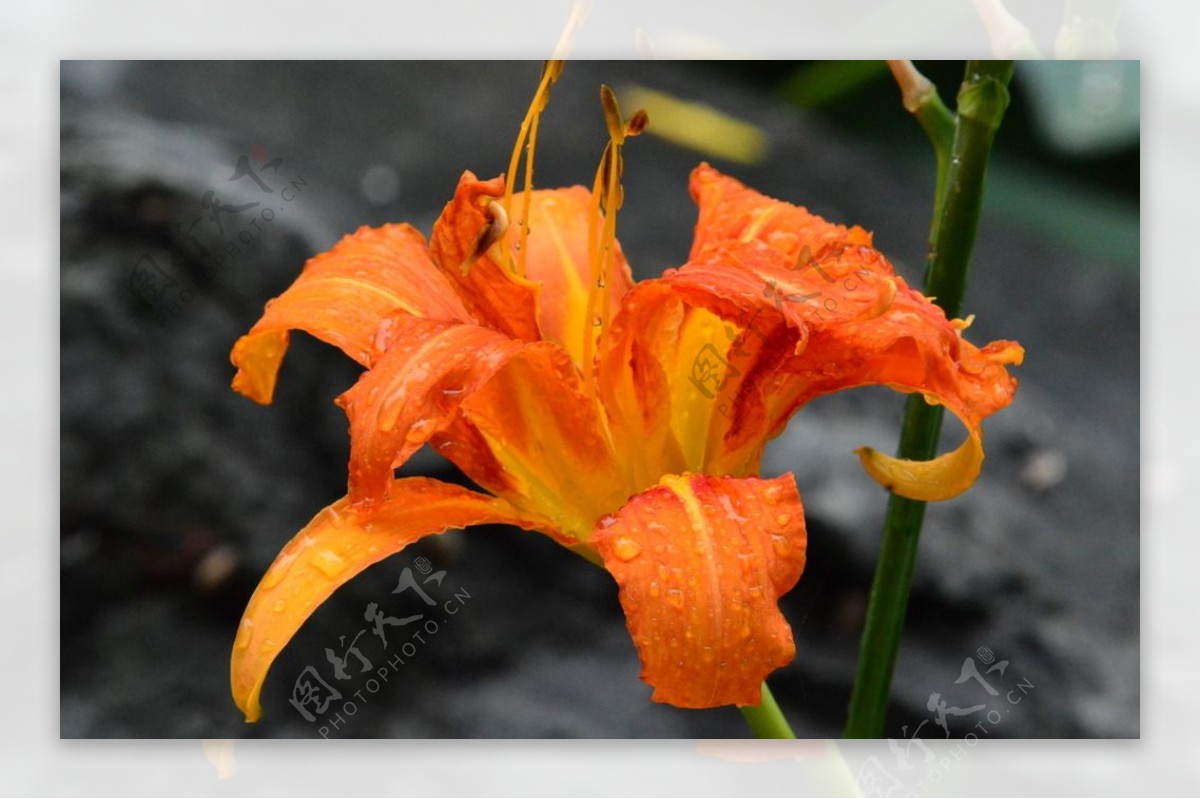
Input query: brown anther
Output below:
<box><xmin>600</xmin><ymin>85</ymin><xmax>625</xmax><ymax>144</ymax></box>
<box><xmin>625</xmin><ymin>109</ymin><xmax>649</xmax><ymax>137</ymax></box>
<box><xmin>461</xmin><ymin>200</ymin><xmax>509</xmax><ymax>275</ymax></box>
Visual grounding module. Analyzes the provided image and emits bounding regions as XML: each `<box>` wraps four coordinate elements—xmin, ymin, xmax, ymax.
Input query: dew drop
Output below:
<box><xmin>312</xmin><ymin>549</ymin><xmax>348</xmax><ymax>578</ymax></box>
<box><xmin>666</xmin><ymin>588</ymin><xmax>685</xmax><ymax>609</ymax></box>
<box><xmin>261</xmin><ymin>552</ymin><xmax>297</xmax><ymax>589</ymax></box>
<box><xmin>772</xmin><ymin>536</ymin><xmax>790</xmax><ymax>556</ymax></box>
<box><xmin>649</xmin><ymin>581</ymin><xmax>660</xmax><ymax>598</ymax></box>
<box><xmin>235</xmin><ymin>619</ymin><xmax>254</xmax><ymax>651</ymax></box>
<box><xmin>763</xmin><ymin>484</ymin><xmax>783</xmax><ymax>506</ymax></box>
<box><xmin>272</xmin><ymin>599</ymin><xmax>287</xmax><ymax>613</ymax></box>
<box><xmin>613</xmin><ymin>536</ymin><xmax>642</xmax><ymax>562</ymax></box>
<box><xmin>775</xmin><ymin>512</ymin><xmax>792</xmax><ymax>526</ymax></box>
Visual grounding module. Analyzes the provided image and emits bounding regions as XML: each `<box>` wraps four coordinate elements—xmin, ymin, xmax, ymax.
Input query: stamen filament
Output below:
<box><xmin>517</xmin><ymin>111</ymin><xmax>540</xmax><ymax>278</ymax></box>
<box><xmin>581</xmin><ymin>86</ymin><xmax>646</xmax><ymax>392</ymax></box>
<box><xmin>501</xmin><ymin>61</ymin><xmax>563</xmax><ymax>277</ymax></box>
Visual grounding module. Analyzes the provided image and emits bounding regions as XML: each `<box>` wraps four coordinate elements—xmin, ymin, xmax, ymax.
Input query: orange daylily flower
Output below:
<box><xmin>227</xmin><ymin>74</ymin><xmax>1022</xmax><ymax>723</ymax></box>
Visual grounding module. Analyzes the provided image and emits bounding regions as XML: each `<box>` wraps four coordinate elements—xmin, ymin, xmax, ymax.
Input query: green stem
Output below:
<box><xmin>843</xmin><ymin>60</ymin><xmax>1014</xmax><ymax>739</ymax></box>
<box><xmin>740</xmin><ymin>681</ymin><xmax>796</xmax><ymax>738</ymax></box>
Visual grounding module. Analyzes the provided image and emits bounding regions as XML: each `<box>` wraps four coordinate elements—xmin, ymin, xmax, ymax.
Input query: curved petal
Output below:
<box><xmin>600</xmin><ymin>166</ymin><xmax>1022</xmax><ymax>499</ymax></box>
<box><xmin>337</xmin><ymin>314</ymin><xmax>523</xmax><ymax>508</ymax></box>
<box><xmin>523</xmin><ymin>185</ymin><xmax>635</xmax><ymax>364</ymax></box>
<box><xmin>231</xmin><ymin>477</ymin><xmax>556</xmax><ymax>723</ymax></box>
<box><xmin>231</xmin><ymin>224</ymin><xmax>471</xmax><ymax>404</ymax></box>
<box><xmin>429</xmin><ymin>171</ymin><xmax>633</xmax><ymax>361</ymax></box>
<box><xmin>688</xmin><ymin>161</ymin><xmax>877</xmax><ymax>265</ymax></box>
<box><xmin>593</xmin><ymin>472</ymin><xmax>807</xmax><ymax>708</ymax></box>
<box><xmin>598</xmin><ymin>243</ymin><xmax>895</xmax><ymax>479</ymax></box>
<box><xmin>456</xmin><ymin>341</ymin><xmax>636</xmax><ymax>541</ymax></box>
<box><xmin>856</xmin><ymin>427</ymin><xmax>984</xmax><ymax>501</ymax></box>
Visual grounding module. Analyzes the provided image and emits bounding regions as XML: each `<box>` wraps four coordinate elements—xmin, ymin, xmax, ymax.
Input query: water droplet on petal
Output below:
<box><xmin>235</xmin><ymin>619</ymin><xmax>254</xmax><ymax>651</ymax></box>
<box><xmin>312</xmin><ymin>549</ymin><xmax>348</xmax><ymax>578</ymax></box>
<box><xmin>261</xmin><ymin>552</ymin><xmax>297</xmax><ymax>589</ymax></box>
<box><xmin>272</xmin><ymin>599</ymin><xmax>287</xmax><ymax>613</ymax></box>
<box><xmin>763</xmin><ymin>484</ymin><xmax>783</xmax><ymax>506</ymax></box>
<box><xmin>613</xmin><ymin>536</ymin><xmax>641</xmax><ymax>562</ymax></box>
<box><xmin>775</xmin><ymin>512</ymin><xmax>792</xmax><ymax>526</ymax></box>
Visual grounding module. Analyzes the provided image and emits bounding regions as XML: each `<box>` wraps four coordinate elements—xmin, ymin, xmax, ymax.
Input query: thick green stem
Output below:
<box><xmin>843</xmin><ymin>61</ymin><xmax>1013</xmax><ymax>739</ymax></box>
<box><xmin>740</xmin><ymin>681</ymin><xmax>796</xmax><ymax>739</ymax></box>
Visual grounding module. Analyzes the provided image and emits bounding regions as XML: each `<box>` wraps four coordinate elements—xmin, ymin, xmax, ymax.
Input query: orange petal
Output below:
<box><xmin>429</xmin><ymin>172</ymin><xmax>632</xmax><ymax>361</ymax></box>
<box><xmin>596</xmin><ymin>280</ymin><xmax>690</xmax><ymax>489</ymax></box>
<box><xmin>522</xmin><ymin>185</ymin><xmax>634</xmax><ymax>363</ymax></box>
<box><xmin>601</xmin><ymin>167</ymin><xmax>1021</xmax><ymax>498</ymax></box>
<box><xmin>231</xmin><ymin>224</ymin><xmax>471</xmax><ymax>404</ymax></box>
<box><xmin>593</xmin><ymin>472</ymin><xmax>807</xmax><ymax>708</ymax></box>
<box><xmin>599</xmin><ymin>171</ymin><xmax>898</xmax><ymax>481</ymax></box>
<box><xmin>429</xmin><ymin>172</ymin><xmax>539</xmax><ymax>340</ymax></box>
<box><xmin>747</xmin><ymin>287</ymin><xmax>1023</xmax><ymax>496</ymax></box>
<box><xmin>337</xmin><ymin>315</ymin><xmax>523</xmax><ymax>508</ymax></box>
<box><xmin>231</xmin><ymin>477</ymin><xmax>554</xmax><ymax>723</ymax></box>
<box><xmin>457</xmin><ymin>341</ymin><xmax>636</xmax><ymax>540</ymax></box>
<box><xmin>688</xmin><ymin>162</ymin><xmax>877</xmax><ymax>266</ymax></box>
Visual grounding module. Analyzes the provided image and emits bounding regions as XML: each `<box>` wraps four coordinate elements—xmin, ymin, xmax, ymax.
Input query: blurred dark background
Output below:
<box><xmin>60</xmin><ymin>60</ymin><xmax>1138</xmax><ymax>738</ymax></box>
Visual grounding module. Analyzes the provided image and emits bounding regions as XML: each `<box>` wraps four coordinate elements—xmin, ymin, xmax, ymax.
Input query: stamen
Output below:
<box><xmin>581</xmin><ymin>86</ymin><xmax>647</xmax><ymax>389</ymax></box>
<box><xmin>501</xmin><ymin>60</ymin><xmax>564</xmax><ymax>277</ymax></box>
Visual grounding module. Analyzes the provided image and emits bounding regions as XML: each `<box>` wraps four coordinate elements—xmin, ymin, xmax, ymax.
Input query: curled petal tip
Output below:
<box><xmin>856</xmin><ymin>431</ymin><xmax>984</xmax><ymax>502</ymax></box>
<box><xmin>240</xmin><ymin>703</ymin><xmax>261</xmax><ymax>724</ymax></box>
